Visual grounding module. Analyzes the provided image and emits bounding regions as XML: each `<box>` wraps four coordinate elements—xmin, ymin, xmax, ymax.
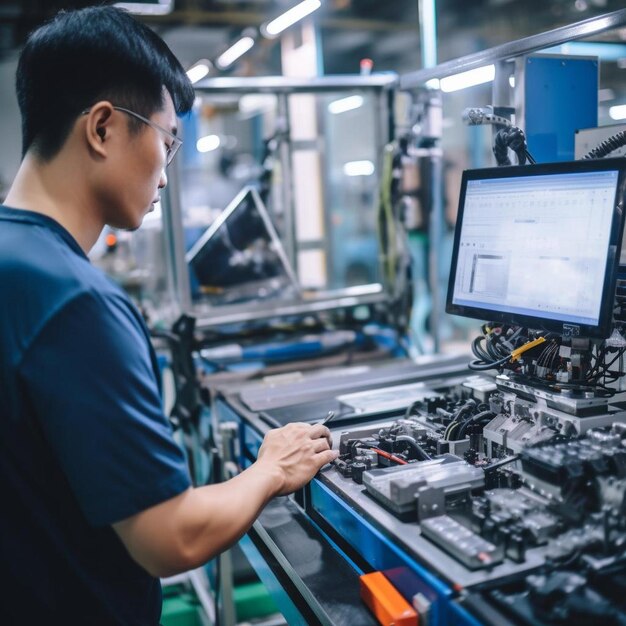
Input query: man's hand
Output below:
<box><xmin>255</xmin><ymin>422</ymin><xmax>339</xmax><ymax>496</ymax></box>
<box><xmin>114</xmin><ymin>421</ymin><xmax>338</xmax><ymax>577</ymax></box>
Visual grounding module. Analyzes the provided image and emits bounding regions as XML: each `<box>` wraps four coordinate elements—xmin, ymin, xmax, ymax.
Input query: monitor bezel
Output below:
<box><xmin>445</xmin><ymin>158</ymin><xmax>626</xmax><ymax>339</ymax></box>
<box><xmin>185</xmin><ymin>186</ymin><xmax>301</xmax><ymax>304</ymax></box>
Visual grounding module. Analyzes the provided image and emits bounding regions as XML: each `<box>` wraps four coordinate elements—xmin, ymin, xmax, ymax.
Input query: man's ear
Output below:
<box><xmin>83</xmin><ymin>102</ymin><xmax>114</xmax><ymax>158</ymax></box>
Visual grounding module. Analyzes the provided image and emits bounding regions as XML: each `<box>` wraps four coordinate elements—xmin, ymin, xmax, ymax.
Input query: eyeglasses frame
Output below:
<box><xmin>81</xmin><ymin>105</ymin><xmax>182</xmax><ymax>165</ymax></box>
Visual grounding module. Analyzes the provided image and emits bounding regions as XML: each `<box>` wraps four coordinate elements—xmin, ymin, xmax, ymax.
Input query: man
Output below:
<box><xmin>0</xmin><ymin>6</ymin><xmax>337</xmax><ymax>624</ymax></box>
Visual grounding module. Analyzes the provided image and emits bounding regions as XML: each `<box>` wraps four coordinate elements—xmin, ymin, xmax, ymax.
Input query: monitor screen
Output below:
<box><xmin>186</xmin><ymin>187</ymin><xmax>300</xmax><ymax>306</ymax></box>
<box><xmin>446</xmin><ymin>159</ymin><xmax>626</xmax><ymax>338</ymax></box>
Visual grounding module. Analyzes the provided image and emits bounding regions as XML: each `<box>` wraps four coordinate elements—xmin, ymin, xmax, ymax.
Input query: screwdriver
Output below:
<box><xmin>320</xmin><ymin>410</ymin><xmax>337</xmax><ymax>426</ymax></box>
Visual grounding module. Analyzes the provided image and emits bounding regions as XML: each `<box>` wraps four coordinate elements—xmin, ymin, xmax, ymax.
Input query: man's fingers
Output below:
<box><xmin>317</xmin><ymin>449</ymin><xmax>339</xmax><ymax>467</ymax></box>
<box><xmin>308</xmin><ymin>423</ymin><xmax>331</xmax><ymax>441</ymax></box>
<box><xmin>312</xmin><ymin>437</ymin><xmax>331</xmax><ymax>453</ymax></box>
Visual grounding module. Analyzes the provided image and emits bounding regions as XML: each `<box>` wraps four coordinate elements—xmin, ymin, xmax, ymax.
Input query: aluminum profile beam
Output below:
<box><xmin>400</xmin><ymin>8</ymin><xmax>626</xmax><ymax>90</ymax></box>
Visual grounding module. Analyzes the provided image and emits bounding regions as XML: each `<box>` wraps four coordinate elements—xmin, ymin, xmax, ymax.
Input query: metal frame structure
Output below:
<box><xmin>162</xmin><ymin>74</ymin><xmax>398</xmax><ymax>329</ymax></box>
<box><xmin>202</xmin><ymin>10</ymin><xmax>626</xmax><ymax>626</ymax></box>
<box><xmin>400</xmin><ymin>8</ymin><xmax>626</xmax><ymax>89</ymax></box>
<box><xmin>398</xmin><ymin>7</ymin><xmax>626</xmax><ymax>352</ymax></box>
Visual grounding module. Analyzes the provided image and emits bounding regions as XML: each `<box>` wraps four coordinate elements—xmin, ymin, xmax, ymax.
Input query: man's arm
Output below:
<box><xmin>113</xmin><ymin>422</ymin><xmax>337</xmax><ymax>577</ymax></box>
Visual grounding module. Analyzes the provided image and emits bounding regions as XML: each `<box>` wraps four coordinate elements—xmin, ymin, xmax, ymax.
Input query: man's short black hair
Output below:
<box><xmin>16</xmin><ymin>6</ymin><xmax>195</xmax><ymax>160</ymax></box>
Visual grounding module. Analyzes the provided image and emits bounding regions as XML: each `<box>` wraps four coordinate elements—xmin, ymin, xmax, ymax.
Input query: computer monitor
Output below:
<box><xmin>186</xmin><ymin>186</ymin><xmax>300</xmax><ymax>306</ymax></box>
<box><xmin>446</xmin><ymin>158</ymin><xmax>626</xmax><ymax>338</ymax></box>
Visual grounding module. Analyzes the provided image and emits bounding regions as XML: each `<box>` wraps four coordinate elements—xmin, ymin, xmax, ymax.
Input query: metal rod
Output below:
<box><xmin>418</xmin><ymin>0</ymin><xmax>438</xmax><ymax>69</ymax></box>
<box><xmin>320</xmin><ymin>411</ymin><xmax>336</xmax><ymax>426</ymax></box>
<box><xmin>162</xmin><ymin>157</ymin><xmax>192</xmax><ymax>314</ymax></box>
<box><xmin>400</xmin><ymin>8</ymin><xmax>626</xmax><ymax>89</ymax></box>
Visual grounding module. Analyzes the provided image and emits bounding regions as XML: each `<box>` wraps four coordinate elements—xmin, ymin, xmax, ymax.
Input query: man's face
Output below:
<box><xmin>103</xmin><ymin>91</ymin><xmax>178</xmax><ymax>231</ymax></box>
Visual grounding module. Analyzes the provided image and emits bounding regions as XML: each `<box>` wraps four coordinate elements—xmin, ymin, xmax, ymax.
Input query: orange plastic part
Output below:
<box><xmin>359</xmin><ymin>571</ymin><xmax>419</xmax><ymax>626</ymax></box>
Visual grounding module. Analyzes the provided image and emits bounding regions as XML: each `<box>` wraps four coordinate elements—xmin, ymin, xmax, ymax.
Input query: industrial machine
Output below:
<box><xmin>85</xmin><ymin>8</ymin><xmax>626</xmax><ymax>624</ymax></box>
<box><xmin>207</xmin><ymin>156</ymin><xmax>626</xmax><ymax>626</ymax></box>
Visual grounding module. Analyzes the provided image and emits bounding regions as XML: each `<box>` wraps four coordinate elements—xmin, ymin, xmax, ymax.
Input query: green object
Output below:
<box><xmin>161</xmin><ymin>586</ymin><xmax>203</xmax><ymax>626</ymax></box>
<box><xmin>234</xmin><ymin>580</ymin><xmax>278</xmax><ymax>621</ymax></box>
<box><xmin>161</xmin><ymin>580</ymin><xmax>279</xmax><ymax>625</ymax></box>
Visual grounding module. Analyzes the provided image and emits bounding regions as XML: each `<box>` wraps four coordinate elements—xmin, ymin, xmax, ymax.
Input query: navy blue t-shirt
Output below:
<box><xmin>0</xmin><ymin>206</ymin><xmax>192</xmax><ymax>624</ymax></box>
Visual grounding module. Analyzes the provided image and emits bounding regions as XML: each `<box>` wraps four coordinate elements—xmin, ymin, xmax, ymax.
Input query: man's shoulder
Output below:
<box><xmin>0</xmin><ymin>218</ymin><xmax>139</xmax><ymax>346</ymax></box>
<box><xmin>0</xmin><ymin>218</ymin><xmax>121</xmax><ymax>298</ymax></box>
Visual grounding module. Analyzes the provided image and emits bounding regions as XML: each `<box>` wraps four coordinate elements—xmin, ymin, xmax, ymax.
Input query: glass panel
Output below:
<box><xmin>173</xmin><ymin>86</ymin><xmax>388</xmax><ymax>321</ymax></box>
<box><xmin>322</xmin><ymin>91</ymin><xmax>382</xmax><ymax>288</ymax></box>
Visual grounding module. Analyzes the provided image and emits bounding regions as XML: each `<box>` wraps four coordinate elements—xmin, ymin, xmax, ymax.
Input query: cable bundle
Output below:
<box><xmin>581</xmin><ymin>130</ymin><xmax>626</xmax><ymax>160</ymax></box>
<box><xmin>493</xmin><ymin>126</ymin><xmax>536</xmax><ymax>166</ymax></box>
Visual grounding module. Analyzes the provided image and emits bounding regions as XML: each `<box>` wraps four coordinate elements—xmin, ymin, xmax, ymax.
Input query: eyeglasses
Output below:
<box><xmin>81</xmin><ymin>105</ymin><xmax>182</xmax><ymax>165</ymax></box>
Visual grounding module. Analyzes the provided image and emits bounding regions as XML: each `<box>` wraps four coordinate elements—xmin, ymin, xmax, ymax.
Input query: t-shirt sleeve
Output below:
<box><xmin>18</xmin><ymin>290</ymin><xmax>192</xmax><ymax>527</ymax></box>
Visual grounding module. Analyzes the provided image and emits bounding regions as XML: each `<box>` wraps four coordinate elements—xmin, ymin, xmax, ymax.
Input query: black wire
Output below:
<box><xmin>486</xmin><ymin>339</ymin><xmax>504</xmax><ymax>361</ymax></box>
<box><xmin>587</xmin><ymin>347</ymin><xmax>625</xmax><ymax>384</ymax></box>
<box><xmin>471</xmin><ymin>337</ymin><xmax>492</xmax><ymax>363</ymax></box>
<box><xmin>493</xmin><ymin>127</ymin><xmax>536</xmax><ymax>166</ymax></box>
<box><xmin>444</xmin><ymin>401</ymin><xmax>476</xmax><ymax>439</ymax></box>
<box><xmin>458</xmin><ymin>410</ymin><xmax>496</xmax><ymax>440</ymax></box>
<box><xmin>582</xmin><ymin>130</ymin><xmax>626</xmax><ymax>160</ymax></box>
<box><xmin>403</xmin><ymin>400</ymin><xmax>423</xmax><ymax>420</ymax></box>
<box><xmin>395</xmin><ymin>435</ymin><xmax>432</xmax><ymax>461</ymax></box>
<box><xmin>469</xmin><ymin>354</ymin><xmax>509</xmax><ymax>371</ymax></box>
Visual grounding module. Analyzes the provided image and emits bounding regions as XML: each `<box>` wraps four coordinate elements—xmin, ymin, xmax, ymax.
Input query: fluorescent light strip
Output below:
<box><xmin>197</xmin><ymin>135</ymin><xmax>221</xmax><ymax>153</ymax></box>
<box><xmin>440</xmin><ymin>64</ymin><xmax>495</xmax><ymax>93</ymax></box>
<box><xmin>216</xmin><ymin>37</ymin><xmax>255</xmax><ymax>69</ymax></box>
<box><xmin>609</xmin><ymin>105</ymin><xmax>626</xmax><ymax>121</ymax></box>
<box><xmin>264</xmin><ymin>0</ymin><xmax>321</xmax><ymax>37</ymax></box>
<box><xmin>113</xmin><ymin>1</ymin><xmax>172</xmax><ymax>15</ymax></box>
<box><xmin>186</xmin><ymin>63</ymin><xmax>210</xmax><ymax>84</ymax></box>
<box><xmin>328</xmin><ymin>95</ymin><xmax>363</xmax><ymax>115</ymax></box>
<box><xmin>343</xmin><ymin>160</ymin><xmax>375</xmax><ymax>177</ymax></box>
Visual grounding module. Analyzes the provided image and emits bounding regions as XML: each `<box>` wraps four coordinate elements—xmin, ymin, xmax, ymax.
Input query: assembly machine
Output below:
<box><xmin>208</xmin><ymin>157</ymin><xmax>626</xmax><ymax>626</ymax></box>
<box><xmin>91</xmin><ymin>8</ymin><xmax>626</xmax><ymax>625</ymax></box>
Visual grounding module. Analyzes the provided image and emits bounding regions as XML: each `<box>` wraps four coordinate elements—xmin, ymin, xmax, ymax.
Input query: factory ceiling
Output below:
<box><xmin>0</xmin><ymin>0</ymin><xmax>625</xmax><ymax>75</ymax></box>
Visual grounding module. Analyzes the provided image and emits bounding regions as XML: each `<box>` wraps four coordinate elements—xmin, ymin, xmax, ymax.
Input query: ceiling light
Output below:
<box><xmin>216</xmin><ymin>36</ymin><xmax>255</xmax><ymax>70</ymax></box>
<box><xmin>439</xmin><ymin>64</ymin><xmax>495</xmax><ymax>93</ymax></box>
<box><xmin>609</xmin><ymin>105</ymin><xmax>626</xmax><ymax>121</ymax></box>
<box><xmin>196</xmin><ymin>135</ymin><xmax>221</xmax><ymax>153</ymax></box>
<box><xmin>328</xmin><ymin>95</ymin><xmax>363</xmax><ymax>115</ymax></box>
<box><xmin>186</xmin><ymin>60</ymin><xmax>211</xmax><ymax>84</ymax></box>
<box><xmin>343</xmin><ymin>160</ymin><xmax>375</xmax><ymax>177</ymax></box>
<box><xmin>262</xmin><ymin>0</ymin><xmax>321</xmax><ymax>38</ymax></box>
<box><xmin>425</xmin><ymin>78</ymin><xmax>440</xmax><ymax>90</ymax></box>
<box><xmin>509</xmin><ymin>76</ymin><xmax>515</xmax><ymax>88</ymax></box>
<box><xmin>113</xmin><ymin>1</ymin><xmax>173</xmax><ymax>15</ymax></box>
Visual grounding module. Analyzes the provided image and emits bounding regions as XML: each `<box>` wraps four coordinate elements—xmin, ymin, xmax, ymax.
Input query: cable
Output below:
<box><xmin>493</xmin><ymin>126</ymin><xmax>536</xmax><ymax>166</ymax></box>
<box><xmin>469</xmin><ymin>354</ymin><xmax>510</xmax><ymax>371</ymax></box>
<box><xmin>444</xmin><ymin>400</ymin><xmax>476</xmax><ymax>439</ymax></box>
<box><xmin>469</xmin><ymin>335</ymin><xmax>545</xmax><ymax>371</ymax></box>
<box><xmin>370</xmin><ymin>447</ymin><xmax>408</xmax><ymax>465</ymax></box>
<box><xmin>458</xmin><ymin>410</ymin><xmax>496</xmax><ymax>440</ymax></box>
<box><xmin>403</xmin><ymin>399</ymin><xmax>423</xmax><ymax>420</ymax></box>
<box><xmin>395</xmin><ymin>435</ymin><xmax>432</xmax><ymax>460</ymax></box>
<box><xmin>396</xmin><ymin>435</ymin><xmax>431</xmax><ymax>461</ymax></box>
<box><xmin>446</xmin><ymin>421</ymin><xmax>463</xmax><ymax>441</ymax></box>
<box><xmin>581</xmin><ymin>130</ymin><xmax>626</xmax><ymax>160</ymax></box>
